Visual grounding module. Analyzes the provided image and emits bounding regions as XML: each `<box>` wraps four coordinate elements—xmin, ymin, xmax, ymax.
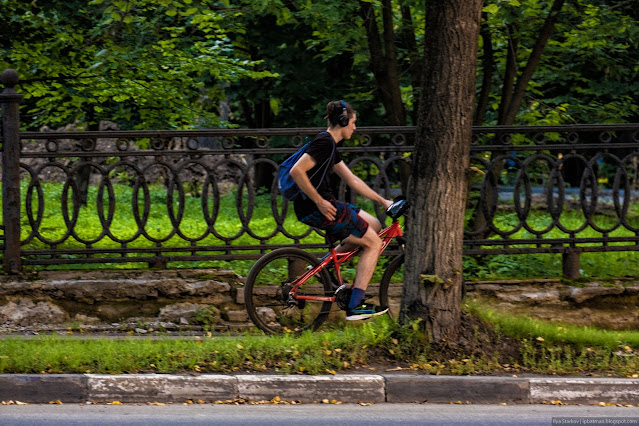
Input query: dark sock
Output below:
<box><xmin>348</xmin><ymin>288</ymin><xmax>366</xmax><ymax>310</ymax></box>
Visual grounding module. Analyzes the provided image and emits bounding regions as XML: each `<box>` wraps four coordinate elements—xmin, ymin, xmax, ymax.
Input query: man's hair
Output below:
<box><xmin>325</xmin><ymin>100</ymin><xmax>356</xmax><ymax>126</ymax></box>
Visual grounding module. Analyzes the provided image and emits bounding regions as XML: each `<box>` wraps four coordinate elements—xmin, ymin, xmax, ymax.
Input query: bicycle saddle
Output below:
<box><xmin>386</xmin><ymin>198</ymin><xmax>409</xmax><ymax>220</ymax></box>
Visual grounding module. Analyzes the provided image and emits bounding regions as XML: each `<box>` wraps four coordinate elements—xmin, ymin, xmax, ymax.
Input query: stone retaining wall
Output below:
<box><xmin>0</xmin><ymin>269</ymin><xmax>247</xmax><ymax>334</ymax></box>
<box><xmin>0</xmin><ymin>270</ymin><xmax>637</xmax><ymax>333</ymax></box>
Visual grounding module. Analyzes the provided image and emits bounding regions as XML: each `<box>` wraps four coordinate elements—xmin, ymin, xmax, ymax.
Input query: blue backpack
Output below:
<box><xmin>277</xmin><ymin>134</ymin><xmax>336</xmax><ymax>201</ymax></box>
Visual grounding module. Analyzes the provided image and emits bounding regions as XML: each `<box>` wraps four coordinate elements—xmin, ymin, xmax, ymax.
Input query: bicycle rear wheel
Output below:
<box><xmin>244</xmin><ymin>247</ymin><xmax>334</xmax><ymax>334</ymax></box>
<box><xmin>378</xmin><ymin>253</ymin><xmax>404</xmax><ymax>318</ymax></box>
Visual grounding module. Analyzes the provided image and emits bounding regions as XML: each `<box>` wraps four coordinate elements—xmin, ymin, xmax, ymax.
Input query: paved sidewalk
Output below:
<box><xmin>2</xmin><ymin>374</ymin><xmax>639</xmax><ymax>405</ymax></box>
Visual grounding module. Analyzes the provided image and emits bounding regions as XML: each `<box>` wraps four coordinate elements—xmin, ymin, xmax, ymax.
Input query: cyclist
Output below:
<box><xmin>289</xmin><ymin>100</ymin><xmax>393</xmax><ymax>320</ymax></box>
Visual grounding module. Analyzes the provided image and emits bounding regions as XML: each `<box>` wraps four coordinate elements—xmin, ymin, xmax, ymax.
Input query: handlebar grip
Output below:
<box><xmin>386</xmin><ymin>199</ymin><xmax>409</xmax><ymax>220</ymax></box>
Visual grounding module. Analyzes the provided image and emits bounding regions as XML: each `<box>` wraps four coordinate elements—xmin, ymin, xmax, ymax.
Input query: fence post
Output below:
<box><xmin>1</xmin><ymin>69</ymin><xmax>23</xmax><ymax>273</ymax></box>
<box><xmin>562</xmin><ymin>249</ymin><xmax>580</xmax><ymax>280</ymax></box>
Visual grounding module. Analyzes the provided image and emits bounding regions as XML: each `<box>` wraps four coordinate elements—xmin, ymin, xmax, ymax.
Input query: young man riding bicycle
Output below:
<box><xmin>289</xmin><ymin>100</ymin><xmax>393</xmax><ymax>320</ymax></box>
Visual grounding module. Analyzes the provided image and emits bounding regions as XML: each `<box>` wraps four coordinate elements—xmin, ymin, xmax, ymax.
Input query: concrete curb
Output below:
<box><xmin>2</xmin><ymin>374</ymin><xmax>639</xmax><ymax>404</ymax></box>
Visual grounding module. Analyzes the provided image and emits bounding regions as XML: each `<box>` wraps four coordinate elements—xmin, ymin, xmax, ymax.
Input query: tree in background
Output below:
<box><xmin>476</xmin><ymin>0</ymin><xmax>639</xmax><ymax>125</ymax></box>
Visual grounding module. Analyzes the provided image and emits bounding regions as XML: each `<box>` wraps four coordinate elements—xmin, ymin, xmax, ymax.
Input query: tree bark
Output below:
<box><xmin>359</xmin><ymin>0</ymin><xmax>406</xmax><ymax>126</ymax></box>
<box><xmin>401</xmin><ymin>0</ymin><xmax>482</xmax><ymax>344</ymax></box>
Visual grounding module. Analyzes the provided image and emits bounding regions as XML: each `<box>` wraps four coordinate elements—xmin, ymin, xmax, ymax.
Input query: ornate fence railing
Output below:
<box><xmin>2</xmin><ymin>69</ymin><xmax>639</xmax><ymax>276</ymax></box>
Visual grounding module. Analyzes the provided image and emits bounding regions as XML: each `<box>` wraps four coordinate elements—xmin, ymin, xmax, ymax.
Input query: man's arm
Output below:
<box><xmin>333</xmin><ymin>161</ymin><xmax>393</xmax><ymax>210</ymax></box>
<box><xmin>290</xmin><ymin>153</ymin><xmax>338</xmax><ymax>220</ymax></box>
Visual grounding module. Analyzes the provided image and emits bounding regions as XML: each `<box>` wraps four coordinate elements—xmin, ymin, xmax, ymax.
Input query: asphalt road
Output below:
<box><xmin>1</xmin><ymin>403</ymin><xmax>639</xmax><ymax>425</ymax></box>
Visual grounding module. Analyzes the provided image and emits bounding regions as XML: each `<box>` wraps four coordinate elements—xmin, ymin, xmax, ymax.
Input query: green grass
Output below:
<box><xmin>0</xmin><ymin>319</ymin><xmax>402</xmax><ymax>375</ymax></box>
<box><xmin>466</xmin><ymin>299</ymin><xmax>639</xmax><ymax>349</ymax></box>
<box><xmin>2</xmin><ymin>309</ymin><xmax>639</xmax><ymax>377</ymax></box>
<box><xmin>466</xmin><ymin>299</ymin><xmax>639</xmax><ymax>377</ymax></box>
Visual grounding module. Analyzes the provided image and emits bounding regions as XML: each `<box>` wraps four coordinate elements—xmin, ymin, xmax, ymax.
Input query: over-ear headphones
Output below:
<box><xmin>335</xmin><ymin>100</ymin><xmax>349</xmax><ymax>127</ymax></box>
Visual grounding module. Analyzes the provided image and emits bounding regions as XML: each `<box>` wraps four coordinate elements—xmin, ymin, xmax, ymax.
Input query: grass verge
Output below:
<box><xmin>1</xmin><ymin>307</ymin><xmax>638</xmax><ymax>377</ymax></box>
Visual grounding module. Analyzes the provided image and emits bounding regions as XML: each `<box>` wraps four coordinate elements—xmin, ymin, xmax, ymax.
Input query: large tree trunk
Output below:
<box><xmin>401</xmin><ymin>0</ymin><xmax>482</xmax><ymax>344</ymax></box>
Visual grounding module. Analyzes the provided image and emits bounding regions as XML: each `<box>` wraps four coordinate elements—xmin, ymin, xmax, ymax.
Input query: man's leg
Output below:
<box><xmin>343</xmin><ymin>226</ymin><xmax>388</xmax><ymax>319</ymax></box>
<box><xmin>341</xmin><ymin>225</ymin><xmax>383</xmax><ymax>291</ymax></box>
<box><xmin>335</xmin><ymin>209</ymin><xmax>382</xmax><ymax>254</ymax></box>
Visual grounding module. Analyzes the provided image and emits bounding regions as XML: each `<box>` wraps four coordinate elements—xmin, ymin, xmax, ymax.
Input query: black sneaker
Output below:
<box><xmin>345</xmin><ymin>303</ymin><xmax>388</xmax><ymax>321</ymax></box>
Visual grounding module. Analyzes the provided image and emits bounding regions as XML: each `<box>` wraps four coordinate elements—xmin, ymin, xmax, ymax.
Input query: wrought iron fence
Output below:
<box><xmin>2</xmin><ymin>69</ymin><xmax>639</xmax><ymax>276</ymax></box>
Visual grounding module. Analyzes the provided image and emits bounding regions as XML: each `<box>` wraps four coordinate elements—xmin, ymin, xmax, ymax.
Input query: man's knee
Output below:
<box><xmin>360</xmin><ymin>227</ymin><xmax>382</xmax><ymax>251</ymax></box>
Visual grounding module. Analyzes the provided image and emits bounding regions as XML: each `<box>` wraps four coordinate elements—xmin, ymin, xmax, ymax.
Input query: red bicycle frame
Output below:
<box><xmin>290</xmin><ymin>219</ymin><xmax>404</xmax><ymax>303</ymax></box>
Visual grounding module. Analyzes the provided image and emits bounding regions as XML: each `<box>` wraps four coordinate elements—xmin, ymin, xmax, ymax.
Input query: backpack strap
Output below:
<box><xmin>304</xmin><ymin>133</ymin><xmax>336</xmax><ymax>198</ymax></box>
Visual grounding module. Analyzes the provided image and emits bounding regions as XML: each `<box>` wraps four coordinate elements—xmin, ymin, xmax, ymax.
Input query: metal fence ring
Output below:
<box><xmin>391</xmin><ymin>134</ymin><xmax>406</xmax><ymax>146</ymax></box>
<box><xmin>567</xmin><ymin>132</ymin><xmax>579</xmax><ymax>144</ymax></box>
<box><xmin>151</xmin><ymin>138</ymin><xmax>166</xmax><ymax>150</ymax></box>
<box><xmin>499</xmin><ymin>134</ymin><xmax>512</xmax><ymax>145</ymax></box>
<box><xmin>187</xmin><ymin>138</ymin><xmax>200</xmax><ymax>150</ymax></box>
<box><xmin>222</xmin><ymin>137</ymin><xmax>235</xmax><ymax>148</ymax></box>
<box><xmin>533</xmin><ymin>133</ymin><xmax>547</xmax><ymax>144</ymax></box>
<box><xmin>599</xmin><ymin>131</ymin><xmax>612</xmax><ymax>143</ymax></box>
<box><xmin>80</xmin><ymin>138</ymin><xmax>96</xmax><ymax>152</ymax></box>
<box><xmin>115</xmin><ymin>138</ymin><xmax>129</xmax><ymax>151</ymax></box>
<box><xmin>290</xmin><ymin>135</ymin><xmax>305</xmax><ymax>148</ymax></box>
<box><xmin>632</xmin><ymin>131</ymin><xmax>639</xmax><ymax>143</ymax></box>
<box><xmin>256</xmin><ymin>136</ymin><xmax>270</xmax><ymax>148</ymax></box>
<box><xmin>45</xmin><ymin>140</ymin><xmax>59</xmax><ymax>153</ymax></box>
<box><xmin>360</xmin><ymin>134</ymin><xmax>372</xmax><ymax>147</ymax></box>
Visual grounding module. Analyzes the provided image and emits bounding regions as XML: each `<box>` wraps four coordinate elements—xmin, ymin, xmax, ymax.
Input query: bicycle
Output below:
<box><xmin>244</xmin><ymin>198</ymin><xmax>408</xmax><ymax>334</ymax></box>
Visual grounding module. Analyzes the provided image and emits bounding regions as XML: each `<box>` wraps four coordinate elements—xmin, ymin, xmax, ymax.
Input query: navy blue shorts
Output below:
<box><xmin>299</xmin><ymin>200</ymin><xmax>369</xmax><ymax>244</ymax></box>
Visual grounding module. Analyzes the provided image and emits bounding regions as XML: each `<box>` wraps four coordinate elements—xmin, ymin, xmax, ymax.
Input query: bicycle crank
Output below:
<box><xmin>334</xmin><ymin>284</ymin><xmax>352</xmax><ymax>311</ymax></box>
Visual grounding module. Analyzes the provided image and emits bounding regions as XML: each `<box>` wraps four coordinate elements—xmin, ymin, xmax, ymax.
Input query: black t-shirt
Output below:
<box><xmin>293</xmin><ymin>132</ymin><xmax>342</xmax><ymax>219</ymax></box>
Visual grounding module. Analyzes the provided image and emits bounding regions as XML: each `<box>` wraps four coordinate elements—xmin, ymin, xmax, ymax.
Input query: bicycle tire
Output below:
<box><xmin>244</xmin><ymin>247</ymin><xmax>334</xmax><ymax>334</ymax></box>
<box><xmin>378</xmin><ymin>253</ymin><xmax>404</xmax><ymax>319</ymax></box>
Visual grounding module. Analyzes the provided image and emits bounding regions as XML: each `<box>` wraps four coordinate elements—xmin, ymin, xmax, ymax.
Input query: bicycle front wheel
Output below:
<box><xmin>378</xmin><ymin>253</ymin><xmax>404</xmax><ymax>318</ymax></box>
<box><xmin>244</xmin><ymin>248</ymin><xmax>334</xmax><ymax>334</ymax></box>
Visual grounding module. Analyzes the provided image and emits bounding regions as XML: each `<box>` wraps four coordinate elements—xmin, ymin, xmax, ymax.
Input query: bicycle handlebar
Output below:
<box><xmin>386</xmin><ymin>198</ymin><xmax>409</xmax><ymax>220</ymax></box>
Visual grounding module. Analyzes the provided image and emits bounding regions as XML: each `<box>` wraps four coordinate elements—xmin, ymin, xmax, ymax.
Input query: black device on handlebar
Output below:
<box><xmin>386</xmin><ymin>197</ymin><xmax>409</xmax><ymax>220</ymax></box>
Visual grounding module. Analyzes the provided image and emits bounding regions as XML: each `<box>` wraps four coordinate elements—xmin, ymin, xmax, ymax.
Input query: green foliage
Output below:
<box><xmin>481</xmin><ymin>0</ymin><xmax>639</xmax><ymax>124</ymax></box>
<box><xmin>2</xmin><ymin>0</ymin><xmax>638</xmax><ymax>130</ymax></box>
<box><xmin>1</xmin><ymin>0</ymin><xmax>276</xmax><ymax>130</ymax></box>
